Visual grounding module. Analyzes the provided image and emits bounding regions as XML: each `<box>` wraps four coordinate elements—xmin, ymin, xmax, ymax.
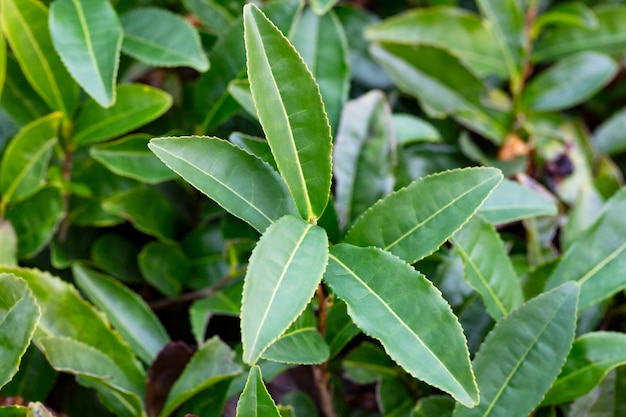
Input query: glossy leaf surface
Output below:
<box><xmin>1</xmin><ymin>0</ymin><xmax>77</xmax><ymax>115</ymax></box>
<box><xmin>244</xmin><ymin>4</ymin><xmax>332</xmax><ymax>221</ymax></box>
<box><xmin>241</xmin><ymin>215</ymin><xmax>328</xmax><ymax>365</ymax></box>
<box><xmin>325</xmin><ymin>244</ymin><xmax>478</xmax><ymax>407</ymax></box>
<box><xmin>73</xmin><ymin>265</ymin><xmax>170</xmax><ymax>365</ymax></box>
<box><xmin>149</xmin><ymin>137</ymin><xmax>297</xmax><ymax>233</ymax></box>
<box><xmin>452</xmin><ymin>282</ymin><xmax>579</xmax><ymax>417</ymax></box>
<box><xmin>262</xmin><ymin>327</ymin><xmax>329</xmax><ymax>365</ymax></box>
<box><xmin>452</xmin><ymin>215</ymin><xmax>523</xmax><ymax>320</ymax></box>
<box><xmin>0</xmin><ymin>274</ymin><xmax>40</xmax><ymax>389</ymax></box>
<box><xmin>49</xmin><ymin>0</ymin><xmax>122</xmax><ymax>107</ymax></box>
<box><xmin>0</xmin><ymin>113</ymin><xmax>61</xmax><ymax>204</ymax></box>
<box><xmin>72</xmin><ymin>84</ymin><xmax>172</xmax><ymax>148</ymax></box>
<box><xmin>120</xmin><ymin>7</ymin><xmax>208</xmax><ymax>71</ymax></box>
<box><xmin>236</xmin><ymin>366</ymin><xmax>281</xmax><ymax>417</ymax></box>
<box><xmin>345</xmin><ymin>167</ymin><xmax>502</xmax><ymax>264</ymax></box>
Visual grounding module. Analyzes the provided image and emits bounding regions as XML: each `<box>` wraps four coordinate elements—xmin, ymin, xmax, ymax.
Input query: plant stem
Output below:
<box><xmin>58</xmin><ymin>148</ymin><xmax>73</xmax><ymax>241</ymax></box>
<box><xmin>314</xmin><ymin>283</ymin><xmax>337</xmax><ymax>417</ymax></box>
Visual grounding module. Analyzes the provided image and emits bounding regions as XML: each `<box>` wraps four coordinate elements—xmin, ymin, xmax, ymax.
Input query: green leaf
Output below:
<box><xmin>370</xmin><ymin>43</ymin><xmax>507</xmax><ymax>143</ymax></box>
<box><xmin>72</xmin><ymin>83</ymin><xmax>172</xmax><ymax>148</ymax></box>
<box><xmin>365</xmin><ymin>6</ymin><xmax>507</xmax><ymax>78</ymax></box>
<box><xmin>120</xmin><ymin>7</ymin><xmax>208</xmax><ymax>72</ymax></box>
<box><xmin>393</xmin><ymin>113</ymin><xmax>441</xmax><ymax>145</ymax></box>
<box><xmin>534</xmin><ymin>3</ymin><xmax>598</xmax><ymax>34</ymax></box>
<box><xmin>325</xmin><ymin>300</ymin><xmax>360</xmax><ymax>358</ymax></box>
<box><xmin>325</xmin><ymin>244</ymin><xmax>478</xmax><ymax>407</ymax></box>
<box><xmin>0</xmin><ymin>274</ymin><xmax>40</xmax><ymax>389</ymax></box>
<box><xmin>236</xmin><ymin>366</ymin><xmax>281</xmax><ymax>417</ymax></box>
<box><xmin>452</xmin><ymin>215</ymin><xmax>524</xmax><ymax>320</ymax></box>
<box><xmin>138</xmin><ymin>241</ymin><xmax>190</xmax><ymax>298</ymax></box>
<box><xmin>413</xmin><ymin>396</ymin><xmax>455</xmax><ymax>417</ymax></box>
<box><xmin>310</xmin><ymin>0</ymin><xmax>339</xmax><ymax>16</ymax></box>
<box><xmin>102</xmin><ymin>187</ymin><xmax>175</xmax><ymax>241</ymax></box>
<box><xmin>0</xmin><ymin>220</ymin><xmax>17</xmax><ymax>265</ymax></box>
<box><xmin>90</xmin><ymin>134</ymin><xmax>178</xmax><ymax>184</ymax></box>
<box><xmin>5</xmin><ymin>187</ymin><xmax>63</xmax><ymax>259</ymax></box>
<box><xmin>475</xmin><ymin>0</ymin><xmax>525</xmax><ymax>81</ymax></box>
<box><xmin>452</xmin><ymin>282</ymin><xmax>579</xmax><ymax>417</ymax></box>
<box><xmin>244</xmin><ymin>3</ymin><xmax>332</xmax><ymax>221</ymax></box>
<box><xmin>189</xmin><ymin>279</ymin><xmax>243</xmax><ymax>345</ymax></box>
<box><xmin>533</xmin><ymin>5</ymin><xmax>626</xmax><ymax>61</ymax></box>
<box><xmin>262</xmin><ymin>325</ymin><xmax>329</xmax><ymax>365</ymax></box>
<box><xmin>229</xmin><ymin>132</ymin><xmax>276</xmax><ymax>170</ymax></box>
<box><xmin>342</xmin><ymin>342</ymin><xmax>396</xmax><ymax>385</ymax></box>
<box><xmin>523</xmin><ymin>52</ymin><xmax>617</xmax><ymax>112</ymax></box>
<box><xmin>289</xmin><ymin>7</ymin><xmax>349</xmax><ymax>135</ymax></box>
<box><xmin>345</xmin><ymin>167</ymin><xmax>502</xmax><ymax>264</ymax></box>
<box><xmin>334</xmin><ymin>90</ymin><xmax>395</xmax><ymax>230</ymax></box>
<box><xmin>545</xmin><ymin>186</ymin><xmax>626</xmax><ymax>309</ymax></box>
<box><xmin>0</xmin><ymin>29</ymin><xmax>5</xmax><ymax>98</ymax></box>
<box><xmin>37</xmin><ymin>336</ymin><xmax>143</xmax><ymax>417</ymax></box>
<box><xmin>378</xmin><ymin>376</ymin><xmax>414</xmax><ymax>417</ymax></box>
<box><xmin>160</xmin><ymin>337</ymin><xmax>241</xmax><ymax>417</ymax></box>
<box><xmin>593</xmin><ymin>108</ymin><xmax>626</xmax><ymax>155</ymax></box>
<box><xmin>1</xmin><ymin>55</ymin><xmax>50</xmax><ymax>127</ymax></box>
<box><xmin>1</xmin><ymin>344</ymin><xmax>57</xmax><ymax>401</ymax></box>
<box><xmin>569</xmin><ymin>368</ymin><xmax>621</xmax><ymax>417</ymax></box>
<box><xmin>49</xmin><ymin>0</ymin><xmax>122</xmax><ymax>107</ymax></box>
<box><xmin>0</xmin><ymin>112</ymin><xmax>61</xmax><ymax>205</ymax></box>
<box><xmin>543</xmin><ymin>331</ymin><xmax>626</xmax><ymax>405</ymax></box>
<box><xmin>182</xmin><ymin>0</ymin><xmax>234</xmax><ymax>35</ymax></box>
<box><xmin>228</xmin><ymin>79</ymin><xmax>257</xmax><ymax>119</ymax></box>
<box><xmin>241</xmin><ymin>215</ymin><xmax>328</xmax><ymax>365</ymax></box>
<box><xmin>149</xmin><ymin>137</ymin><xmax>297</xmax><ymax>233</ymax></box>
<box><xmin>0</xmin><ymin>0</ymin><xmax>78</xmax><ymax>115</ymax></box>
<box><xmin>478</xmin><ymin>178</ymin><xmax>557</xmax><ymax>225</ymax></box>
<box><xmin>0</xmin><ymin>406</ymin><xmax>27</xmax><ymax>416</ymax></box>
<box><xmin>72</xmin><ymin>265</ymin><xmax>170</xmax><ymax>365</ymax></box>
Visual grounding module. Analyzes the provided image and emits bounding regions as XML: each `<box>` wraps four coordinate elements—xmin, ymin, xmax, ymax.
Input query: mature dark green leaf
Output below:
<box><xmin>545</xmin><ymin>187</ymin><xmax>626</xmax><ymax>309</ymax></box>
<box><xmin>325</xmin><ymin>300</ymin><xmax>360</xmax><ymax>358</ymax></box>
<box><xmin>593</xmin><ymin>108</ymin><xmax>626</xmax><ymax>155</ymax></box>
<box><xmin>533</xmin><ymin>5</ymin><xmax>626</xmax><ymax>61</ymax></box>
<box><xmin>378</xmin><ymin>377</ymin><xmax>414</xmax><ymax>417</ymax></box>
<box><xmin>413</xmin><ymin>396</ymin><xmax>455</xmax><ymax>417</ymax></box>
<box><xmin>241</xmin><ymin>215</ymin><xmax>328</xmax><ymax>365</ymax></box>
<box><xmin>0</xmin><ymin>274</ymin><xmax>40</xmax><ymax>389</ymax></box>
<box><xmin>236</xmin><ymin>366</ymin><xmax>281</xmax><ymax>417</ymax></box>
<box><xmin>190</xmin><ymin>279</ymin><xmax>243</xmax><ymax>344</ymax></box>
<box><xmin>182</xmin><ymin>0</ymin><xmax>234</xmax><ymax>35</ymax></box>
<box><xmin>0</xmin><ymin>0</ymin><xmax>78</xmax><ymax>115</ymax></box>
<box><xmin>49</xmin><ymin>0</ymin><xmax>122</xmax><ymax>107</ymax></box>
<box><xmin>120</xmin><ymin>7</ymin><xmax>208</xmax><ymax>71</ymax></box>
<box><xmin>73</xmin><ymin>265</ymin><xmax>170</xmax><ymax>365</ymax></box>
<box><xmin>1</xmin><ymin>344</ymin><xmax>56</xmax><ymax>402</ymax></box>
<box><xmin>523</xmin><ymin>52</ymin><xmax>617</xmax><ymax>112</ymax></box>
<box><xmin>325</xmin><ymin>244</ymin><xmax>478</xmax><ymax>407</ymax></box>
<box><xmin>160</xmin><ymin>337</ymin><xmax>241</xmax><ymax>417</ymax></box>
<box><xmin>533</xmin><ymin>3</ymin><xmax>598</xmax><ymax>34</ymax></box>
<box><xmin>290</xmin><ymin>7</ymin><xmax>349</xmax><ymax>134</ymax></box>
<box><xmin>342</xmin><ymin>342</ymin><xmax>396</xmax><ymax>384</ymax></box>
<box><xmin>0</xmin><ymin>55</ymin><xmax>50</xmax><ymax>127</ymax></box>
<box><xmin>0</xmin><ymin>112</ymin><xmax>60</xmax><ymax>205</ymax></box>
<box><xmin>452</xmin><ymin>282</ymin><xmax>579</xmax><ymax>417</ymax></box>
<box><xmin>90</xmin><ymin>134</ymin><xmax>177</xmax><ymax>184</ymax></box>
<box><xmin>366</xmin><ymin>6</ymin><xmax>507</xmax><ymax>78</ymax></box>
<box><xmin>72</xmin><ymin>83</ymin><xmax>172</xmax><ymax>148</ymax></box>
<box><xmin>139</xmin><ymin>241</ymin><xmax>190</xmax><ymax>298</ymax></box>
<box><xmin>478</xmin><ymin>178</ymin><xmax>557</xmax><ymax>225</ymax></box>
<box><xmin>5</xmin><ymin>187</ymin><xmax>63</xmax><ymax>259</ymax></box>
<box><xmin>568</xmin><ymin>368</ymin><xmax>621</xmax><ymax>417</ymax></box>
<box><xmin>149</xmin><ymin>137</ymin><xmax>297</xmax><ymax>233</ymax></box>
<box><xmin>244</xmin><ymin>4</ymin><xmax>332</xmax><ymax>221</ymax></box>
<box><xmin>543</xmin><ymin>331</ymin><xmax>626</xmax><ymax>405</ymax></box>
<box><xmin>345</xmin><ymin>167</ymin><xmax>502</xmax><ymax>264</ymax></box>
<box><xmin>0</xmin><ymin>220</ymin><xmax>17</xmax><ymax>265</ymax></box>
<box><xmin>334</xmin><ymin>90</ymin><xmax>395</xmax><ymax>229</ymax></box>
<box><xmin>370</xmin><ymin>43</ymin><xmax>508</xmax><ymax>143</ymax></box>
<box><xmin>452</xmin><ymin>216</ymin><xmax>523</xmax><ymax>320</ymax></box>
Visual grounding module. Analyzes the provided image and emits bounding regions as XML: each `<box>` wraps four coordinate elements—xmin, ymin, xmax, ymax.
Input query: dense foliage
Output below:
<box><xmin>1</xmin><ymin>0</ymin><xmax>626</xmax><ymax>416</ymax></box>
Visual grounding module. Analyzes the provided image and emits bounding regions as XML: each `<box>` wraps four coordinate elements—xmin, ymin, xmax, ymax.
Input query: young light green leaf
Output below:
<box><xmin>334</xmin><ymin>90</ymin><xmax>395</xmax><ymax>229</ymax></box>
<box><xmin>452</xmin><ymin>215</ymin><xmax>524</xmax><ymax>320</ymax></box>
<box><xmin>310</xmin><ymin>0</ymin><xmax>339</xmax><ymax>16</ymax></box>
<box><xmin>241</xmin><ymin>215</ymin><xmax>328</xmax><ymax>365</ymax></box>
<box><xmin>138</xmin><ymin>241</ymin><xmax>190</xmax><ymax>298</ymax></box>
<box><xmin>244</xmin><ymin>3</ymin><xmax>332</xmax><ymax>221</ymax></box>
<box><xmin>393</xmin><ymin>113</ymin><xmax>441</xmax><ymax>144</ymax></box>
<box><xmin>262</xmin><ymin>328</ymin><xmax>329</xmax><ymax>365</ymax></box>
<box><xmin>325</xmin><ymin>244</ymin><xmax>479</xmax><ymax>407</ymax></box>
<box><xmin>290</xmin><ymin>7</ymin><xmax>350</xmax><ymax>134</ymax></box>
<box><xmin>236</xmin><ymin>366</ymin><xmax>281</xmax><ymax>417</ymax></box>
<box><xmin>90</xmin><ymin>135</ymin><xmax>178</xmax><ymax>184</ymax></box>
<box><xmin>475</xmin><ymin>0</ymin><xmax>525</xmax><ymax>81</ymax></box>
<box><xmin>149</xmin><ymin>137</ymin><xmax>297</xmax><ymax>233</ymax></box>
<box><xmin>0</xmin><ymin>220</ymin><xmax>17</xmax><ymax>266</ymax></box>
<box><xmin>523</xmin><ymin>52</ymin><xmax>617</xmax><ymax>112</ymax></box>
<box><xmin>593</xmin><ymin>108</ymin><xmax>626</xmax><ymax>155</ymax></box>
<box><xmin>533</xmin><ymin>5</ymin><xmax>626</xmax><ymax>61</ymax></box>
<box><xmin>478</xmin><ymin>178</ymin><xmax>557</xmax><ymax>225</ymax></box>
<box><xmin>370</xmin><ymin>43</ymin><xmax>507</xmax><ymax>143</ymax></box>
<box><xmin>543</xmin><ymin>331</ymin><xmax>626</xmax><ymax>405</ymax></box>
<box><xmin>345</xmin><ymin>167</ymin><xmax>502</xmax><ymax>264</ymax></box>
<box><xmin>0</xmin><ymin>113</ymin><xmax>61</xmax><ymax>205</ymax></box>
<box><xmin>72</xmin><ymin>83</ymin><xmax>172</xmax><ymax>148</ymax></box>
<box><xmin>545</xmin><ymin>186</ymin><xmax>626</xmax><ymax>309</ymax></box>
<box><xmin>1</xmin><ymin>0</ymin><xmax>78</xmax><ymax>115</ymax></box>
<box><xmin>72</xmin><ymin>265</ymin><xmax>170</xmax><ymax>365</ymax></box>
<box><xmin>160</xmin><ymin>337</ymin><xmax>241</xmax><ymax>417</ymax></box>
<box><xmin>0</xmin><ymin>274</ymin><xmax>41</xmax><ymax>389</ymax></box>
<box><xmin>452</xmin><ymin>282</ymin><xmax>579</xmax><ymax>417</ymax></box>
<box><xmin>120</xmin><ymin>7</ymin><xmax>208</xmax><ymax>72</ymax></box>
<box><xmin>228</xmin><ymin>79</ymin><xmax>257</xmax><ymax>119</ymax></box>
<box><xmin>1</xmin><ymin>55</ymin><xmax>51</xmax><ymax>127</ymax></box>
<box><xmin>365</xmin><ymin>7</ymin><xmax>507</xmax><ymax>78</ymax></box>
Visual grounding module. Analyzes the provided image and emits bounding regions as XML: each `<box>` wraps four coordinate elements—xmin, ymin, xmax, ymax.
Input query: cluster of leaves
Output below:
<box><xmin>2</xmin><ymin>0</ymin><xmax>626</xmax><ymax>416</ymax></box>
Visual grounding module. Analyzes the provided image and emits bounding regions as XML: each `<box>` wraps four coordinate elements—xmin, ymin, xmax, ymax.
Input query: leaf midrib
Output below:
<box><xmin>123</xmin><ymin>32</ymin><xmax>196</xmax><ymax>62</ymax></box>
<box><xmin>70</xmin><ymin>0</ymin><xmax>107</xmax><ymax>97</ymax></box>
<box><xmin>2</xmin><ymin>136</ymin><xmax>55</xmax><ymax>202</ymax></box>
